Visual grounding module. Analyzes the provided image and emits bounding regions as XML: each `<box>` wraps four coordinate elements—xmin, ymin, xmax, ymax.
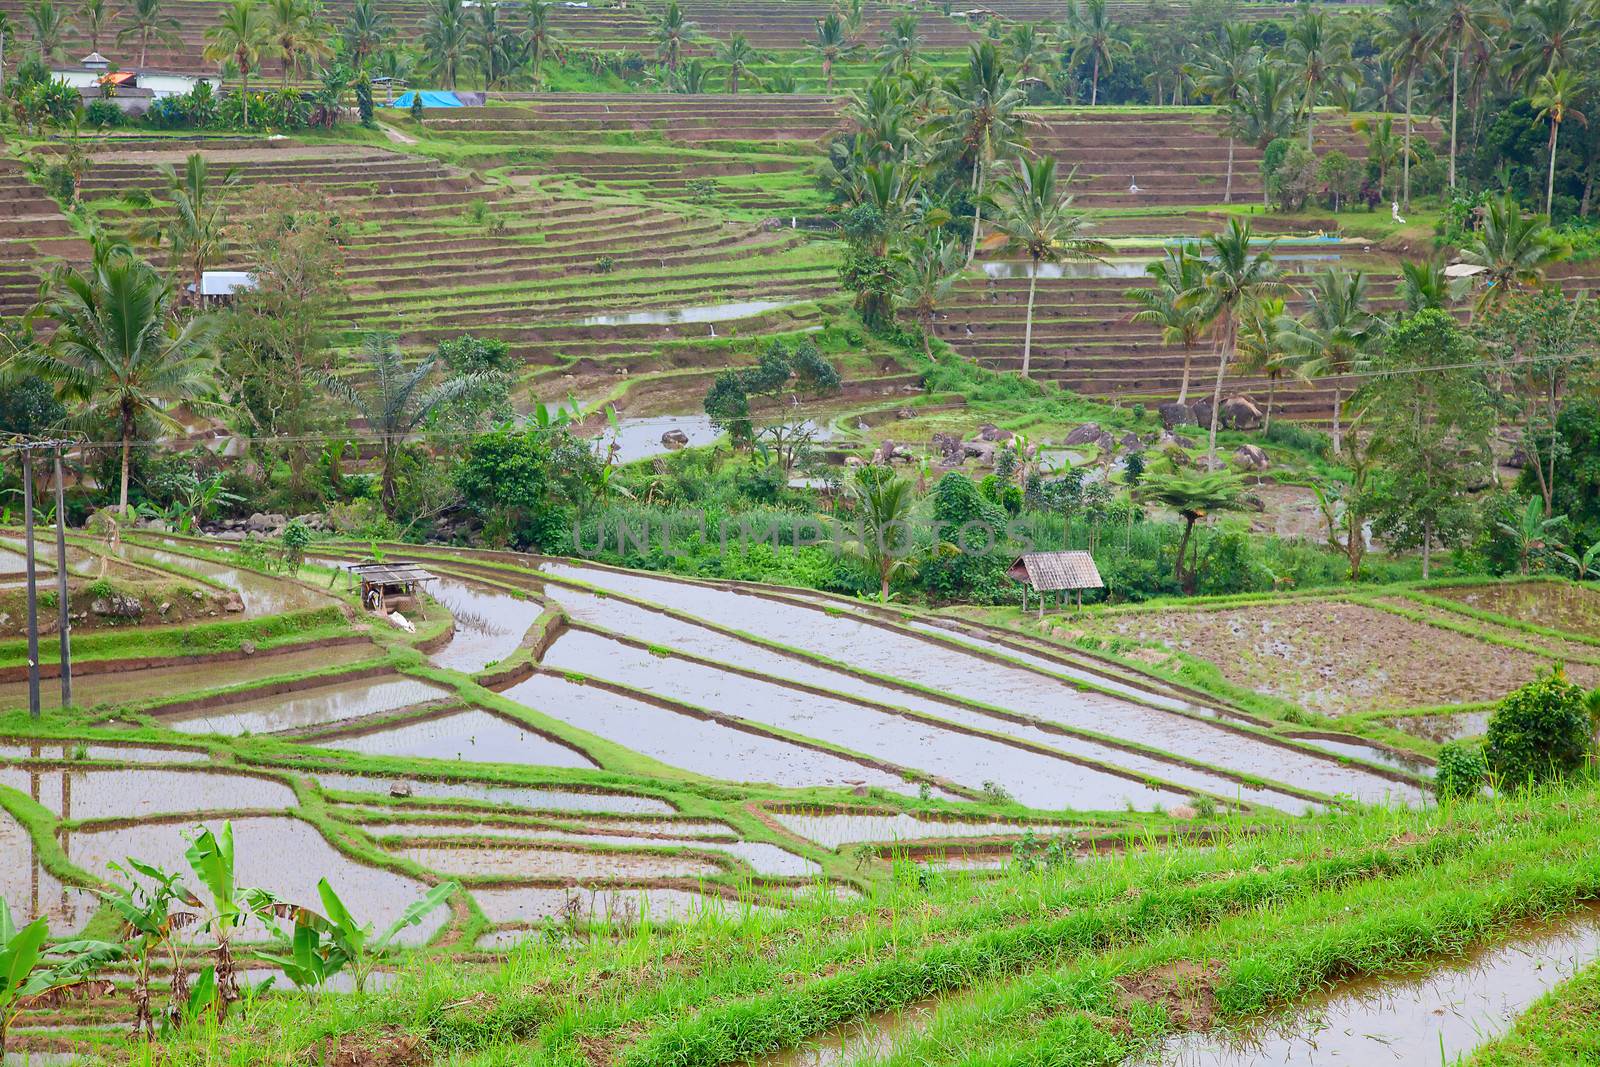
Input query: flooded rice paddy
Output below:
<box><xmin>396</xmin><ymin>842</ymin><xmax>724</xmax><ymax>880</ymax></box>
<box><xmin>315</xmin><ymin>772</ymin><xmax>674</xmax><ymax>814</ymax></box>
<box><xmin>1149</xmin><ymin>905</ymin><xmax>1600</xmax><ymax>1065</ymax></box>
<box><xmin>424</xmin><ymin>576</ymin><xmax>543</xmax><ymax>673</ymax></box>
<box><xmin>1381</xmin><ymin>710</ymin><xmax>1491</xmax><ymax>744</ymax></box>
<box><xmin>0</xmin><ymin>765</ymin><xmax>295</xmax><ymax>819</ymax></box>
<box><xmin>0</xmin><ymin>740</ymin><xmax>204</xmax><ymax>764</ymax></box>
<box><xmin>1285</xmin><ymin>733</ymin><xmax>1435</xmax><ymax>777</ymax></box>
<box><xmin>471</xmin><ymin>884</ymin><xmax>753</xmax><ymax>925</ymax></box>
<box><xmin>770</xmin><ymin>810</ymin><xmax>1059</xmax><ymax>849</ymax></box>
<box><xmin>120</xmin><ymin>542</ymin><xmax>335</xmax><ymax>616</ymax></box>
<box><xmin>311</xmin><ymin>706</ymin><xmax>596</xmax><ymax>768</ymax></box>
<box><xmin>162</xmin><ymin>674</ymin><xmax>452</xmax><ymax>735</ymax></box>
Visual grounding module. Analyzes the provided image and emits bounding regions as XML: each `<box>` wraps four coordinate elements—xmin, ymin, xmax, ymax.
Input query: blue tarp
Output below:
<box><xmin>388</xmin><ymin>90</ymin><xmax>462</xmax><ymax>108</ymax></box>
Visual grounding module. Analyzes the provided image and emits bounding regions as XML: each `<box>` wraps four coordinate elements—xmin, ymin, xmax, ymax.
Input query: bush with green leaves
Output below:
<box><xmin>85</xmin><ymin>99</ymin><xmax>124</xmax><ymax>128</ymax></box>
<box><xmin>1434</xmin><ymin>741</ymin><xmax>1489</xmax><ymax>801</ymax></box>
<box><xmin>1486</xmin><ymin>672</ymin><xmax>1595</xmax><ymax>788</ymax></box>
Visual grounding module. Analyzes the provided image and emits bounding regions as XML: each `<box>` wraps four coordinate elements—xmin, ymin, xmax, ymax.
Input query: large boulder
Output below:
<box><xmin>978</xmin><ymin>423</ymin><xmax>1015</xmax><ymax>443</ymax></box>
<box><xmin>245</xmin><ymin>512</ymin><xmax>287</xmax><ymax>534</ymax></box>
<box><xmin>962</xmin><ymin>439</ymin><xmax>997</xmax><ymax>465</ymax></box>
<box><xmin>1158</xmin><ymin>402</ymin><xmax>1196</xmax><ymax>429</ymax></box>
<box><xmin>931</xmin><ymin>431</ymin><xmax>964</xmax><ymax>459</ymax></box>
<box><xmin>1063</xmin><ymin>423</ymin><xmax>1106</xmax><ymax>447</ymax></box>
<box><xmin>1233</xmin><ymin>444</ymin><xmax>1271</xmax><ymax>472</ymax></box>
<box><xmin>91</xmin><ymin>595</ymin><xmax>143</xmax><ymax>619</ymax></box>
<box><xmin>1192</xmin><ymin>396</ymin><xmax>1264</xmax><ymax>431</ymax></box>
<box><xmin>660</xmin><ymin>429</ymin><xmax>690</xmax><ymax>450</ymax></box>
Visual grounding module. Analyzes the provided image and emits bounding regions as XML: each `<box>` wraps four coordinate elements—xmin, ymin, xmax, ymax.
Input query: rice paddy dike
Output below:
<box><xmin>2</xmin><ymin>532</ymin><xmax>1597</xmax><ymax>1064</ymax></box>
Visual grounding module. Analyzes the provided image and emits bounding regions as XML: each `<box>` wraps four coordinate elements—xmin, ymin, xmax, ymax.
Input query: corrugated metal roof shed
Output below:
<box><xmin>1009</xmin><ymin>551</ymin><xmax>1104</xmax><ymax>592</ymax></box>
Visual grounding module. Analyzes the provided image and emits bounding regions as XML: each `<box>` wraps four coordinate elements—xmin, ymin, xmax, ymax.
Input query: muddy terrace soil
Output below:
<box><xmin>1083</xmin><ymin>600</ymin><xmax>1567</xmax><ymax>716</ymax></box>
<box><xmin>1429</xmin><ymin>581</ymin><xmax>1600</xmax><ymax>638</ymax></box>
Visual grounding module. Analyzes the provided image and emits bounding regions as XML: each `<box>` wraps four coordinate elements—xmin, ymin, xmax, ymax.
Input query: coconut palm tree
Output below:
<box><xmin>265</xmin><ymin>0</ymin><xmax>330</xmax><ymax>87</ymax></box>
<box><xmin>341</xmin><ymin>0</ymin><xmax>390</xmax><ymax>68</ymax></box>
<box><xmin>1286</xmin><ymin>268</ymin><xmax>1383</xmax><ymax>453</ymax></box>
<box><xmin>28</xmin><ymin>252</ymin><xmax>221</xmax><ymax>516</ymax></box>
<box><xmin>651</xmin><ymin>0</ymin><xmax>695</xmax><ymax>75</ymax></box>
<box><xmin>715</xmin><ymin>33</ymin><xmax>761</xmax><ymax>93</ymax></box>
<box><xmin>844</xmin><ymin>469</ymin><xmax>918</xmax><ymax>602</ymax></box>
<box><xmin>1459</xmin><ymin>194</ymin><xmax>1569</xmax><ymax>311</ymax></box>
<box><xmin>1507</xmin><ymin>0</ymin><xmax>1594</xmax><ymax>86</ymax></box>
<box><xmin>120</xmin><ymin>0</ymin><xmax>180</xmax><ymax>69</ymax></box>
<box><xmin>79</xmin><ymin>0</ymin><xmax>110</xmax><ymax>53</ymax></box>
<box><xmin>1280</xmin><ymin>9</ymin><xmax>1355</xmax><ymax>151</ymax></box>
<box><xmin>28</xmin><ymin>0</ymin><xmax>75</xmax><ymax>61</ymax></box>
<box><xmin>897</xmin><ymin>231</ymin><xmax>962</xmax><ymax>359</ymax></box>
<box><xmin>875</xmin><ymin>12</ymin><xmax>919</xmax><ymax>75</ymax></box>
<box><xmin>809</xmin><ymin>12</ymin><xmax>854</xmax><ymax>93</ymax></box>
<box><xmin>929</xmin><ymin>41</ymin><xmax>1025</xmax><ymax>266</ymax></box>
<box><xmin>0</xmin><ymin>13</ymin><xmax>12</xmax><ymax>98</ymax></box>
<box><xmin>327</xmin><ymin>333</ymin><xmax>479</xmax><ymax>514</ymax></box>
<box><xmin>420</xmin><ymin>0</ymin><xmax>468</xmax><ymax>88</ymax></box>
<box><xmin>525</xmin><ymin>0</ymin><xmax>562</xmax><ymax>89</ymax></box>
<box><xmin>1068</xmin><ymin>0</ymin><xmax>1127</xmax><ymax>107</ymax></box>
<box><xmin>986</xmin><ymin>156</ymin><xmax>1108</xmax><ymax>380</ymax></box>
<box><xmin>204</xmin><ymin>0</ymin><xmax>267</xmax><ymax>127</ymax></box>
<box><xmin>472</xmin><ymin>0</ymin><xmax>520</xmax><ymax>89</ymax></box>
<box><xmin>131</xmin><ymin>153</ymin><xmax>240</xmax><ymax>308</ymax></box>
<box><xmin>1424</xmin><ymin>0</ymin><xmax>1500</xmax><ymax>190</ymax></box>
<box><xmin>1235</xmin><ymin>295</ymin><xmax>1294</xmax><ymax>433</ymax></box>
<box><xmin>1532</xmin><ymin>69</ymin><xmax>1588</xmax><ymax>217</ymax></box>
<box><xmin>1187</xmin><ymin>220</ymin><xmax>1285</xmax><ymax>463</ymax></box>
<box><xmin>1005</xmin><ymin>22</ymin><xmax>1051</xmax><ymax>87</ymax></box>
<box><xmin>1382</xmin><ymin>0</ymin><xmax>1431</xmax><ymax>206</ymax></box>
<box><xmin>1126</xmin><ymin>242</ymin><xmax>1208</xmax><ymax>405</ymax></box>
<box><xmin>1185</xmin><ymin>24</ymin><xmax>1257</xmax><ymax>204</ymax></box>
<box><xmin>1398</xmin><ymin>257</ymin><xmax>1451</xmax><ymax>313</ymax></box>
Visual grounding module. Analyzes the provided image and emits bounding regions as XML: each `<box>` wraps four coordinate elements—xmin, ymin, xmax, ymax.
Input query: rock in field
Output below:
<box><xmin>1233</xmin><ymin>444</ymin><xmax>1271</xmax><ymax>471</ymax></box>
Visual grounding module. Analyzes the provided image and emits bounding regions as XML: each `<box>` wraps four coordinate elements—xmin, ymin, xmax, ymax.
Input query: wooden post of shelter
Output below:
<box><xmin>1007</xmin><ymin>551</ymin><xmax>1105</xmax><ymax>620</ymax></box>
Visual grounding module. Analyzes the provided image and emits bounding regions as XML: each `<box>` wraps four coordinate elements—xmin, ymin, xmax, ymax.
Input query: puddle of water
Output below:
<box><xmin>472</xmin><ymin>885</ymin><xmax>754</xmax><ymax>926</ymax></box>
<box><xmin>0</xmin><ymin>740</ymin><xmax>204</xmax><ymax>764</ymax></box>
<box><xmin>540</xmin><ymin>629</ymin><xmax>1185</xmax><ymax>812</ymax></box>
<box><xmin>348</xmin><ymin>813</ymin><xmax>732</xmax><ymax>840</ymax></box>
<box><xmin>760</xmin><ymin>998</ymin><xmax>942</xmax><ymax>1066</ymax></box>
<box><xmin>770</xmin><ymin>811</ymin><xmax>1042</xmax><ymax>849</ymax></box>
<box><xmin>316</xmin><ymin>772</ymin><xmax>674</xmax><ymax>815</ymax></box>
<box><xmin>540</xmin><ymin>565</ymin><xmax>1420</xmax><ymax>808</ymax></box>
<box><xmin>503</xmin><ymin>669</ymin><xmax>919</xmax><ymax>795</ymax></box>
<box><xmin>425</xmin><ymin>577</ymin><xmax>543</xmax><ymax>674</ymax></box>
<box><xmin>0</xmin><ymin>642</ymin><xmax>379</xmax><ymax>712</ymax></box>
<box><xmin>1286</xmin><ymin>734</ymin><xmax>1435</xmax><ymax>778</ymax></box>
<box><xmin>1148</xmin><ymin>905</ymin><xmax>1600</xmax><ymax>1065</ymax></box>
<box><xmin>1381</xmin><ymin>711</ymin><xmax>1490</xmax><ymax>744</ymax></box>
<box><xmin>592</xmin><ymin>415</ymin><xmax>831</xmax><ymax>465</ymax></box>
<box><xmin>162</xmin><ymin>675</ymin><xmax>452</xmax><ymax>736</ymax></box>
<box><xmin>311</xmin><ymin>707</ymin><xmax>596</xmax><ymax>769</ymax></box>
<box><xmin>0</xmin><ymin>808</ymin><xmax>73</xmax><ymax>928</ymax></box>
<box><xmin>977</xmin><ymin>253</ymin><xmax>1346</xmax><ymax>282</ymax></box>
<box><xmin>577</xmin><ymin>298</ymin><xmax>801</xmax><ymax>327</ymax></box>
<box><xmin>0</xmin><ymin>765</ymin><xmax>296</xmax><ymax>819</ymax></box>
<box><xmin>116</xmin><ymin>543</ymin><xmax>334</xmax><ymax>617</ymax></box>
<box><xmin>396</xmin><ymin>842</ymin><xmax>724</xmax><ymax>880</ymax></box>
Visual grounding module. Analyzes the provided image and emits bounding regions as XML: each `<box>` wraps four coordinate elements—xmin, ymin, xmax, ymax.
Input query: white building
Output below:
<box><xmin>52</xmin><ymin>52</ymin><xmax>220</xmax><ymax>104</ymax></box>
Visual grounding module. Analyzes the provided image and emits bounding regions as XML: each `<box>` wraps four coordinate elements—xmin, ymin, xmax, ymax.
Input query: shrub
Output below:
<box><xmin>1266</xmin><ymin>142</ymin><xmax>1317</xmax><ymax>213</ymax></box>
<box><xmin>593</xmin><ymin>255</ymin><xmax>614</xmax><ymax>274</ymax></box>
<box><xmin>1434</xmin><ymin>741</ymin><xmax>1488</xmax><ymax>801</ymax></box>
<box><xmin>1485</xmin><ymin>671</ymin><xmax>1594</xmax><ymax>788</ymax></box>
<box><xmin>85</xmin><ymin>99</ymin><xmax>124</xmax><ymax>128</ymax></box>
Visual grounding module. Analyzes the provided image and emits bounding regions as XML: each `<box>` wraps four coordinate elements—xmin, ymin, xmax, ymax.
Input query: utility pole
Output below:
<box><xmin>21</xmin><ymin>444</ymin><xmax>40</xmax><ymax>720</ymax></box>
<box><xmin>53</xmin><ymin>444</ymin><xmax>71</xmax><ymax>707</ymax></box>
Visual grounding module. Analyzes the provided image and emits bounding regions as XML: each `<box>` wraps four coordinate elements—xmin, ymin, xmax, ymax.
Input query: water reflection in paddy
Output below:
<box><xmin>316</xmin><ymin>772</ymin><xmax>674</xmax><ymax>815</ymax></box>
<box><xmin>425</xmin><ymin>577</ymin><xmax>543</xmax><ymax>674</ymax></box>
<box><xmin>163</xmin><ymin>675</ymin><xmax>451</xmax><ymax>736</ymax></box>
<box><xmin>0</xmin><ymin>765</ymin><xmax>295</xmax><ymax>819</ymax></box>
<box><xmin>312</xmin><ymin>707</ymin><xmax>596</xmax><ymax>768</ymax></box>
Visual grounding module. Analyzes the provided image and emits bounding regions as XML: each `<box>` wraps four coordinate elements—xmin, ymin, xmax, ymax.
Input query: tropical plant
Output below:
<box><xmin>714</xmin><ymin>33</ymin><xmax>761</xmax><ymax>94</ymax></box>
<box><xmin>1235</xmin><ymin>295</ymin><xmax>1294</xmax><ymax>432</ymax></box>
<box><xmin>27</xmin><ymin>251</ymin><xmax>220</xmax><ymax>515</ymax></box>
<box><xmin>120</xmin><ymin>0</ymin><xmax>181</xmax><ymax>68</ymax></box>
<box><xmin>1235</xmin><ymin>59</ymin><xmax>1297</xmax><ymax>159</ymax></box>
<box><xmin>129</xmin><ymin>153</ymin><xmax>240</xmax><ymax>307</ymax></box>
<box><xmin>1459</xmin><ymin>194</ymin><xmax>1568</xmax><ymax>311</ymax></box>
<box><xmin>0</xmin><ymin>13</ymin><xmax>11</xmax><ymax>98</ymax></box>
<box><xmin>1398</xmin><ymin>257</ymin><xmax>1452</xmax><ymax>313</ymax></box>
<box><xmin>928</xmin><ymin>41</ymin><xmax>1025</xmax><ymax>265</ymax></box>
<box><xmin>650</xmin><ymin>0</ymin><xmax>696</xmax><ymax>74</ymax></box>
<box><xmin>326</xmin><ymin>332</ymin><xmax>481</xmax><ymax>513</ymax></box>
<box><xmin>183</xmin><ymin>823</ymin><xmax>281</xmax><ymax>1016</ymax></box>
<box><xmin>92</xmin><ymin>859</ymin><xmax>197</xmax><ymax>1039</ymax></box>
<box><xmin>1136</xmin><ymin>468</ymin><xmax>1245</xmax><ymax>593</ymax></box>
<box><xmin>420</xmin><ymin>0</ymin><xmax>469</xmax><ymax>88</ymax></box>
<box><xmin>809</xmin><ymin>12</ymin><xmax>855</xmax><ymax>94</ymax></box>
<box><xmin>1004</xmin><ymin>22</ymin><xmax>1050</xmax><ymax>86</ymax></box>
<box><xmin>0</xmin><ymin>899</ymin><xmax>120</xmax><ymax>1058</ymax></box>
<box><xmin>1423</xmin><ymin>0</ymin><xmax>1500</xmax><ymax>189</ymax></box>
<box><xmin>1126</xmin><ymin>242</ymin><xmax>1208</xmax><ymax>405</ymax></box>
<box><xmin>304</xmin><ymin>878</ymin><xmax>457</xmax><ymax>994</ymax></box>
<box><xmin>27</xmin><ymin>0</ymin><xmax>74</xmax><ymax>61</ymax></box>
<box><xmin>1486</xmin><ymin>670</ymin><xmax>1594</xmax><ymax>786</ymax></box>
<box><xmin>472</xmin><ymin>0</ymin><xmax>523</xmax><ymax>89</ymax></box>
<box><xmin>79</xmin><ymin>0</ymin><xmax>110</xmax><ymax>52</ymax></box>
<box><xmin>1496</xmin><ymin>495</ymin><xmax>1568</xmax><ymax>574</ymax></box>
<box><xmin>1383</xmin><ymin>0</ymin><xmax>1432</xmax><ymax>208</ymax></box>
<box><xmin>265</xmin><ymin>0</ymin><xmax>330</xmax><ymax>87</ymax></box>
<box><xmin>1506</xmin><ymin>0</ymin><xmax>1594</xmax><ymax>87</ymax></box>
<box><xmin>1286</xmin><ymin>268</ymin><xmax>1384</xmax><ymax>453</ymax></box>
<box><xmin>875</xmin><ymin>12</ymin><xmax>919</xmax><ymax>75</ymax></box>
<box><xmin>341</xmin><ymin>0</ymin><xmax>391</xmax><ymax>67</ymax></box>
<box><xmin>897</xmin><ymin>230</ymin><xmax>962</xmax><ymax>358</ymax></box>
<box><xmin>1066</xmin><ymin>0</ymin><xmax>1128</xmax><ymax>107</ymax></box>
<box><xmin>1531</xmin><ymin>69</ymin><xmax>1588</xmax><ymax>217</ymax></box>
<box><xmin>1185</xmin><ymin>24</ymin><xmax>1257</xmax><ymax>204</ymax></box>
<box><xmin>843</xmin><ymin>469</ymin><xmax>919</xmax><ymax>602</ymax></box>
<box><xmin>1279</xmin><ymin>8</ymin><xmax>1355</xmax><ymax>151</ymax></box>
<box><xmin>204</xmin><ymin>0</ymin><xmax>268</xmax><ymax>128</ymax></box>
<box><xmin>525</xmin><ymin>0</ymin><xmax>562</xmax><ymax>88</ymax></box>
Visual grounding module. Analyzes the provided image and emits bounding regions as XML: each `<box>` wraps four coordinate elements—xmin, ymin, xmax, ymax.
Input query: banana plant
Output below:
<box><xmin>0</xmin><ymin>899</ymin><xmax>121</xmax><ymax>1058</ymax></box>
<box><xmin>92</xmin><ymin>859</ymin><xmax>199</xmax><ymax>1039</ymax></box>
<box><xmin>256</xmin><ymin>912</ymin><xmax>342</xmax><ymax>1000</ymax></box>
<box><xmin>313</xmin><ymin>878</ymin><xmax>458</xmax><ymax>994</ymax></box>
<box><xmin>183</xmin><ymin>824</ymin><xmax>280</xmax><ymax>1018</ymax></box>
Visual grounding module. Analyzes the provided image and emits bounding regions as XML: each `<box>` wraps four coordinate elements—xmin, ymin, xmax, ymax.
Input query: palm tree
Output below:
<box><xmin>986</xmin><ymin>156</ymin><xmax>1108</xmax><ymax>379</ymax></box>
<box><xmin>1507</xmin><ymin>0</ymin><xmax>1593</xmax><ymax>86</ymax></box>
<box><xmin>809</xmin><ymin>12</ymin><xmax>854</xmax><ymax>93</ymax></box>
<box><xmin>120</xmin><ymin>0</ymin><xmax>180</xmax><ymax>69</ymax></box>
<box><xmin>651</xmin><ymin>0</ymin><xmax>695</xmax><ymax>75</ymax></box>
<box><xmin>1005</xmin><ymin>22</ymin><xmax>1050</xmax><ymax>87</ymax></box>
<box><xmin>1286</xmin><ymin>268</ymin><xmax>1383</xmax><ymax>453</ymax></box>
<box><xmin>1185</xmin><ymin>25</ymin><xmax>1257</xmax><ymax>204</ymax></box>
<box><xmin>205</xmin><ymin>0</ymin><xmax>267</xmax><ymax>127</ymax></box>
<box><xmin>875</xmin><ymin>12</ymin><xmax>919</xmax><ymax>76</ymax></box>
<box><xmin>472</xmin><ymin>0</ymin><xmax>518</xmax><ymax>89</ymax></box>
<box><xmin>1126</xmin><ymin>242</ymin><xmax>1207</xmax><ymax>405</ymax></box>
<box><xmin>525</xmin><ymin>0</ymin><xmax>562</xmax><ymax>89</ymax></box>
<box><xmin>132</xmin><ymin>153</ymin><xmax>240</xmax><ymax>308</ymax></box>
<box><xmin>715</xmin><ymin>33</ymin><xmax>761</xmax><ymax>94</ymax></box>
<box><xmin>1382</xmin><ymin>0</ymin><xmax>1431</xmax><ymax>206</ymax></box>
<box><xmin>1532</xmin><ymin>69</ymin><xmax>1588</xmax><ymax>217</ymax></box>
<box><xmin>28</xmin><ymin>0</ymin><xmax>75</xmax><ymax>61</ymax></box>
<box><xmin>28</xmin><ymin>253</ymin><xmax>220</xmax><ymax>516</ymax></box>
<box><xmin>1068</xmin><ymin>0</ymin><xmax>1127</xmax><ymax>107</ymax></box>
<box><xmin>80</xmin><ymin>0</ymin><xmax>110</xmax><ymax>53</ymax></box>
<box><xmin>1235</xmin><ymin>296</ymin><xmax>1294</xmax><ymax>432</ymax></box>
<box><xmin>1186</xmin><ymin>220</ymin><xmax>1284</xmax><ymax>463</ymax></box>
<box><xmin>1280</xmin><ymin>9</ymin><xmax>1354</xmax><ymax>151</ymax></box>
<box><xmin>1398</xmin><ymin>257</ymin><xmax>1451</xmax><ymax>313</ymax></box>
<box><xmin>265</xmin><ymin>0</ymin><xmax>329</xmax><ymax>87</ymax></box>
<box><xmin>897</xmin><ymin>231</ymin><xmax>962</xmax><ymax>359</ymax></box>
<box><xmin>1424</xmin><ymin>0</ymin><xmax>1500</xmax><ymax>191</ymax></box>
<box><xmin>342</xmin><ymin>0</ymin><xmax>390</xmax><ymax>68</ymax></box>
<box><xmin>421</xmin><ymin>0</ymin><xmax>468</xmax><ymax>89</ymax></box>
<box><xmin>1136</xmin><ymin>468</ymin><xmax>1244</xmax><ymax>593</ymax></box>
<box><xmin>328</xmin><ymin>333</ymin><xmax>479</xmax><ymax>514</ymax></box>
<box><xmin>1459</xmin><ymin>194</ymin><xmax>1569</xmax><ymax>311</ymax></box>
<box><xmin>1235</xmin><ymin>58</ymin><xmax>1296</xmax><ymax>150</ymax></box>
<box><xmin>844</xmin><ymin>470</ymin><xmax>918</xmax><ymax>602</ymax></box>
<box><xmin>929</xmin><ymin>41</ymin><xmax>1025</xmax><ymax>266</ymax></box>
<box><xmin>0</xmin><ymin>13</ymin><xmax>12</xmax><ymax>98</ymax></box>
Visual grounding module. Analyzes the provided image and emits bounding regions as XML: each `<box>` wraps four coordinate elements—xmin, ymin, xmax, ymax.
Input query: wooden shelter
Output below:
<box><xmin>347</xmin><ymin>561</ymin><xmax>438</xmax><ymax>615</ymax></box>
<box><xmin>1009</xmin><ymin>551</ymin><xmax>1104</xmax><ymax>615</ymax></box>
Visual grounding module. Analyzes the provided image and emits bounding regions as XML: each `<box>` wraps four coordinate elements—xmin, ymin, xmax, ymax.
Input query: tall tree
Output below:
<box><xmin>897</xmin><ymin>231</ymin><xmax>962</xmax><ymax>359</ymax></box>
<box><xmin>1459</xmin><ymin>193</ymin><xmax>1569</xmax><ymax>312</ymax></box>
<box><xmin>1235</xmin><ymin>295</ymin><xmax>1294</xmax><ymax>432</ymax></box>
<box><xmin>1185</xmin><ymin>24</ymin><xmax>1256</xmax><ymax>204</ymax></box>
<box><xmin>1126</xmin><ymin>242</ymin><xmax>1208</xmax><ymax>405</ymax></box>
<box><xmin>28</xmin><ymin>0</ymin><xmax>75</xmax><ymax>61</ymax></box>
<box><xmin>1532</xmin><ymin>69</ymin><xmax>1588</xmax><ymax>217</ymax></box>
<box><xmin>809</xmin><ymin>12</ymin><xmax>854</xmax><ymax>93</ymax></box>
<box><xmin>1136</xmin><ymin>468</ymin><xmax>1245</xmax><ymax>593</ymax></box>
<box><xmin>650</xmin><ymin>0</ymin><xmax>695</xmax><ymax>75</ymax></box>
<box><xmin>525</xmin><ymin>0</ymin><xmax>561</xmax><ymax>89</ymax></box>
<box><xmin>27</xmin><ymin>251</ymin><xmax>220</xmax><ymax>515</ymax></box>
<box><xmin>1286</xmin><ymin>267</ymin><xmax>1384</xmax><ymax>454</ymax></box>
<box><xmin>985</xmin><ymin>155</ymin><xmax>1108</xmax><ymax>379</ymax></box>
<box><xmin>420</xmin><ymin>0</ymin><xmax>468</xmax><ymax>89</ymax></box>
<box><xmin>1423</xmin><ymin>0</ymin><xmax>1499</xmax><ymax>191</ymax></box>
<box><xmin>265</xmin><ymin>0</ymin><xmax>330</xmax><ymax>88</ymax></box>
<box><xmin>1067</xmin><ymin>0</ymin><xmax>1127</xmax><ymax>107</ymax></box>
<box><xmin>1004</xmin><ymin>22</ymin><xmax>1050</xmax><ymax>87</ymax></box>
<box><xmin>119</xmin><ymin>0</ymin><xmax>180</xmax><ymax>69</ymax></box>
<box><xmin>929</xmin><ymin>41</ymin><xmax>1024</xmax><ymax>266</ymax></box>
<box><xmin>715</xmin><ymin>33</ymin><xmax>760</xmax><ymax>94</ymax></box>
<box><xmin>844</xmin><ymin>469</ymin><xmax>918</xmax><ymax>602</ymax></box>
<box><xmin>1383</xmin><ymin>0</ymin><xmax>1430</xmax><ymax>208</ymax></box>
<box><xmin>341</xmin><ymin>0</ymin><xmax>390</xmax><ymax>68</ymax></box>
<box><xmin>204</xmin><ymin>0</ymin><xmax>267</xmax><ymax>127</ymax></box>
<box><xmin>130</xmin><ymin>153</ymin><xmax>241</xmax><ymax>308</ymax></box>
<box><xmin>79</xmin><ymin>0</ymin><xmax>110</xmax><ymax>53</ymax></box>
<box><xmin>875</xmin><ymin>12</ymin><xmax>920</xmax><ymax>75</ymax></box>
<box><xmin>1187</xmin><ymin>219</ymin><xmax>1284</xmax><ymax>463</ymax></box>
<box><xmin>0</xmin><ymin>13</ymin><xmax>11</xmax><ymax>98</ymax></box>
<box><xmin>1280</xmin><ymin>8</ymin><xmax>1354</xmax><ymax>151</ymax></box>
<box><xmin>472</xmin><ymin>0</ymin><xmax>519</xmax><ymax>89</ymax></box>
<box><xmin>1507</xmin><ymin>0</ymin><xmax>1594</xmax><ymax>86</ymax></box>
